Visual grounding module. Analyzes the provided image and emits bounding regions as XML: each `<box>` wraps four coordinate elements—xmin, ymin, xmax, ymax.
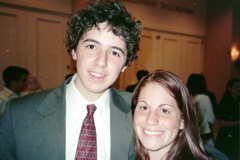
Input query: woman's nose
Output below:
<box><xmin>146</xmin><ymin>110</ymin><xmax>159</xmax><ymax>126</ymax></box>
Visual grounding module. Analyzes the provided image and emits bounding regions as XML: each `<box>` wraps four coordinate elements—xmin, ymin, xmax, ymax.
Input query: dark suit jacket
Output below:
<box><xmin>0</xmin><ymin>78</ymin><xmax>135</xmax><ymax>160</ymax></box>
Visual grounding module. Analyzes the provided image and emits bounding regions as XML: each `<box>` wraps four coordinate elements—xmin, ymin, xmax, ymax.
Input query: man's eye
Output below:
<box><xmin>87</xmin><ymin>45</ymin><xmax>96</xmax><ymax>49</ymax></box>
<box><xmin>111</xmin><ymin>51</ymin><xmax>120</xmax><ymax>57</ymax></box>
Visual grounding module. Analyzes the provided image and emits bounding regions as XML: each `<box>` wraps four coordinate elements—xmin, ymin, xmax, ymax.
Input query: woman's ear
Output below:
<box><xmin>180</xmin><ymin>119</ymin><xmax>184</xmax><ymax>130</ymax></box>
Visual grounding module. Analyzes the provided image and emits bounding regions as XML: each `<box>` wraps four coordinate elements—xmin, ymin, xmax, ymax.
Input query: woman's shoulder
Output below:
<box><xmin>204</xmin><ymin>144</ymin><xmax>230</xmax><ymax>160</ymax></box>
<box><xmin>195</xmin><ymin>94</ymin><xmax>209</xmax><ymax>99</ymax></box>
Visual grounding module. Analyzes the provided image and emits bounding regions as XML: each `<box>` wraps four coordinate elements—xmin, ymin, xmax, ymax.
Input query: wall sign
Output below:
<box><xmin>121</xmin><ymin>0</ymin><xmax>157</xmax><ymax>7</ymax></box>
<box><xmin>161</xmin><ymin>2</ymin><xmax>194</xmax><ymax>15</ymax></box>
<box><xmin>121</xmin><ymin>0</ymin><xmax>194</xmax><ymax>15</ymax></box>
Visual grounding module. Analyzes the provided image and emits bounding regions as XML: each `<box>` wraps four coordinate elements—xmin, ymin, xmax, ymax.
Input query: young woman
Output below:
<box><xmin>132</xmin><ymin>70</ymin><xmax>213</xmax><ymax>160</ymax></box>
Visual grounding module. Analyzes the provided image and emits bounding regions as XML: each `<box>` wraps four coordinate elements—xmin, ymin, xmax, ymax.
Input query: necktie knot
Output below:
<box><xmin>87</xmin><ymin>104</ymin><xmax>96</xmax><ymax>116</ymax></box>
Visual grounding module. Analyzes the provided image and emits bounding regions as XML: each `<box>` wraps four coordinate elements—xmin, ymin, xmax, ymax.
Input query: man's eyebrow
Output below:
<box><xmin>82</xmin><ymin>39</ymin><xmax>125</xmax><ymax>55</ymax></box>
<box><xmin>111</xmin><ymin>46</ymin><xmax>125</xmax><ymax>55</ymax></box>
<box><xmin>82</xmin><ymin>39</ymin><xmax>100</xmax><ymax>44</ymax></box>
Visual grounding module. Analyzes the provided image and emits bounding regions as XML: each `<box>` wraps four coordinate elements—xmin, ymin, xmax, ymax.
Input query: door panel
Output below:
<box><xmin>37</xmin><ymin>19</ymin><xmax>63</xmax><ymax>89</ymax></box>
<box><xmin>160</xmin><ymin>34</ymin><xmax>182</xmax><ymax>77</ymax></box>
<box><xmin>182</xmin><ymin>37</ymin><xmax>204</xmax><ymax>83</ymax></box>
<box><xmin>26</xmin><ymin>12</ymin><xmax>70</xmax><ymax>90</ymax></box>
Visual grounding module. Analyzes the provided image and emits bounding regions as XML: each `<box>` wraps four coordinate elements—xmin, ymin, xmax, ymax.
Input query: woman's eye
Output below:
<box><xmin>140</xmin><ymin>106</ymin><xmax>148</xmax><ymax>110</ymax></box>
<box><xmin>161</xmin><ymin>109</ymin><xmax>169</xmax><ymax>114</ymax></box>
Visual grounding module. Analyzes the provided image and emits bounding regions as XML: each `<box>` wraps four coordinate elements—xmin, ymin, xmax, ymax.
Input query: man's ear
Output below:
<box><xmin>121</xmin><ymin>60</ymin><xmax>131</xmax><ymax>73</ymax></box>
<box><xmin>71</xmin><ymin>49</ymin><xmax>77</xmax><ymax>60</ymax></box>
<box><xmin>121</xmin><ymin>65</ymin><xmax>128</xmax><ymax>72</ymax></box>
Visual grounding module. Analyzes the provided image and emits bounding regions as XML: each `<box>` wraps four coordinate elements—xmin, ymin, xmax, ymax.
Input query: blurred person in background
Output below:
<box><xmin>0</xmin><ymin>66</ymin><xmax>29</xmax><ymax>116</ymax></box>
<box><xmin>215</xmin><ymin>78</ymin><xmax>240</xmax><ymax>160</ymax></box>
<box><xmin>187</xmin><ymin>74</ymin><xmax>215</xmax><ymax>146</ymax></box>
<box><xmin>0</xmin><ymin>66</ymin><xmax>42</xmax><ymax>116</ymax></box>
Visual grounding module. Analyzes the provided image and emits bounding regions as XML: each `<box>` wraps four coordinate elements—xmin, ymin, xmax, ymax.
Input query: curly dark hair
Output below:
<box><xmin>65</xmin><ymin>0</ymin><xmax>142</xmax><ymax>66</ymax></box>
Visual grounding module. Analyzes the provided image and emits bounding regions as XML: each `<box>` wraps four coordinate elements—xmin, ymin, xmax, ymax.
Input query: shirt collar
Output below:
<box><xmin>3</xmin><ymin>87</ymin><xmax>19</xmax><ymax>98</ymax></box>
<box><xmin>67</xmin><ymin>74</ymin><xmax>110</xmax><ymax>122</ymax></box>
<box><xmin>94</xmin><ymin>88</ymin><xmax>110</xmax><ymax>122</ymax></box>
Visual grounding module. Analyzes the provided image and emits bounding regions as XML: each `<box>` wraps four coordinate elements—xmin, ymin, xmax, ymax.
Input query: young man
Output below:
<box><xmin>0</xmin><ymin>1</ymin><xmax>142</xmax><ymax>160</ymax></box>
<box><xmin>0</xmin><ymin>66</ymin><xmax>29</xmax><ymax>116</ymax></box>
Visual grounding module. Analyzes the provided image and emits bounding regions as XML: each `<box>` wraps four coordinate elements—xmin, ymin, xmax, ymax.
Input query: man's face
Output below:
<box><xmin>13</xmin><ymin>74</ymin><xmax>28</xmax><ymax>94</ymax></box>
<box><xmin>71</xmin><ymin>22</ymin><xmax>128</xmax><ymax>101</ymax></box>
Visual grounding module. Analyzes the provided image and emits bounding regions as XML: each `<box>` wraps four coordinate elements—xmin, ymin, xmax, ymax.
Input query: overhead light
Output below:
<box><xmin>231</xmin><ymin>44</ymin><xmax>239</xmax><ymax>61</ymax></box>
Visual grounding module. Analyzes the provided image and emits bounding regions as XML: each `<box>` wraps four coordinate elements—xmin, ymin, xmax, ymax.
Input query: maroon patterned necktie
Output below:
<box><xmin>75</xmin><ymin>104</ymin><xmax>97</xmax><ymax>160</ymax></box>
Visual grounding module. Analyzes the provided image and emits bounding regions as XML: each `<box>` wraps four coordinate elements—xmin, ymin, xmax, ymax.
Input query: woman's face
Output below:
<box><xmin>134</xmin><ymin>82</ymin><xmax>184</xmax><ymax>155</ymax></box>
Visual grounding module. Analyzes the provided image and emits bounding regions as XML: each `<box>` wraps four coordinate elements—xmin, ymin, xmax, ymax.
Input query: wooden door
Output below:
<box><xmin>26</xmin><ymin>12</ymin><xmax>70</xmax><ymax>89</ymax></box>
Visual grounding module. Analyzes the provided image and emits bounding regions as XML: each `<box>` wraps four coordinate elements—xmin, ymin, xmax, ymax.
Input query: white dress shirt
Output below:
<box><xmin>65</xmin><ymin>74</ymin><xmax>111</xmax><ymax>160</ymax></box>
<box><xmin>0</xmin><ymin>87</ymin><xmax>21</xmax><ymax>115</ymax></box>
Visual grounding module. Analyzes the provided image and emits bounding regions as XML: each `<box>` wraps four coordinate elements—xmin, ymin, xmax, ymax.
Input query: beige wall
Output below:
<box><xmin>72</xmin><ymin>0</ymin><xmax>206</xmax><ymax>36</ymax></box>
<box><xmin>0</xmin><ymin>0</ymin><xmax>71</xmax><ymax>14</ymax></box>
<box><xmin>122</xmin><ymin>0</ymin><xmax>206</xmax><ymax>36</ymax></box>
<box><xmin>204</xmin><ymin>0</ymin><xmax>239</xmax><ymax>102</ymax></box>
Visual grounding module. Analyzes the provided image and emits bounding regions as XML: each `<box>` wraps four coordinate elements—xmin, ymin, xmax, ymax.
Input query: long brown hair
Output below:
<box><xmin>132</xmin><ymin>69</ymin><xmax>210</xmax><ymax>160</ymax></box>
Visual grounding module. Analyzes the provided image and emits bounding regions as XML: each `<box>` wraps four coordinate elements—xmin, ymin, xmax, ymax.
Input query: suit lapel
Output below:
<box><xmin>35</xmin><ymin>81</ymin><xmax>68</xmax><ymax>159</ymax></box>
<box><xmin>110</xmin><ymin>88</ymin><xmax>134</xmax><ymax>159</ymax></box>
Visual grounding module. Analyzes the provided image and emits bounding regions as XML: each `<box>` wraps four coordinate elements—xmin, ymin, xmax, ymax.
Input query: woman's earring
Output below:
<box><xmin>178</xmin><ymin>129</ymin><xmax>183</xmax><ymax>136</ymax></box>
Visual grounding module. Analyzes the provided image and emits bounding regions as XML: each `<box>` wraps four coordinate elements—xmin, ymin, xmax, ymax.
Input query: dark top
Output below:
<box><xmin>218</xmin><ymin>92</ymin><xmax>239</xmax><ymax>121</ymax></box>
<box><xmin>125</xmin><ymin>84</ymin><xmax>137</xmax><ymax>93</ymax></box>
